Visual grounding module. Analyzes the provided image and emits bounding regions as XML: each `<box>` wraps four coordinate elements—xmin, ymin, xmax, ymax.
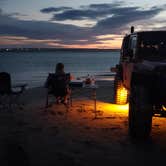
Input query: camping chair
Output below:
<box><xmin>45</xmin><ymin>73</ymin><xmax>72</xmax><ymax>110</ymax></box>
<box><xmin>0</xmin><ymin>72</ymin><xmax>27</xmax><ymax>111</ymax></box>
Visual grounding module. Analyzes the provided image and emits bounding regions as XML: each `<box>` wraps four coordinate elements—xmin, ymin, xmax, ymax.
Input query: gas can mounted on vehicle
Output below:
<box><xmin>111</xmin><ymin>26</ymin><xmax>166</xmax><ymax>138</ymax></box>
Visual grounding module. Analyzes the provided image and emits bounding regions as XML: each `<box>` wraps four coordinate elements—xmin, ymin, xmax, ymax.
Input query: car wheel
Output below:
<box><xmin>114</xmin><ymin>76</ymin><xmax>128</xmax><ymax>105</ymax></box>
<box><xmin>129</xmin><ymin>84</ymin><xmax>152</xmax><ymax>138</ymax></box>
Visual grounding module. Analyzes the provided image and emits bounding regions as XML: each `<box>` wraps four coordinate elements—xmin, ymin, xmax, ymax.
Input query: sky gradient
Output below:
<box><xmin>0</xmin><ymin>0</ymin><xmax>166</xmax><ymax>49</ymax></box>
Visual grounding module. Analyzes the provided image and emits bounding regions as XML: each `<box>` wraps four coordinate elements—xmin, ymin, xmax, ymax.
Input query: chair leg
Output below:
<box><xmin>70</xmin><ymin>95</ymin><xmax>72</xmax><ymax>107</ymax></box>
<box><xmin>66</xmin><ymin>94</ymin><xmax>72</xmax><ymax>108</ymax></box>
<box><xmin>68</xmin><ymin>89</ymin><xmax>72</xmax><ymax>107</ymax></box>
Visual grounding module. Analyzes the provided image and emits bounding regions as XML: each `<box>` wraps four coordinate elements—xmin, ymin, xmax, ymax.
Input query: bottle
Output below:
<box><xmin>91</xmin><ymin>75</ymin><xmax>95</xmax><ymax>85</ymax></box>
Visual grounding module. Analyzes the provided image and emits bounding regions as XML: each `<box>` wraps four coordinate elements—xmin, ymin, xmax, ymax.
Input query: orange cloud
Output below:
<box><xmin>48</xmin><ymin>42</ymin><xmax>121</xmax><ymax>49</ymax></box>
<box><xmin>0</xmin><ymin>35</ymin><xmax>122</xmax><ymax>49</ymax></box>
<box><xmin>0</xmin><ymin>36</ymin><xmax>61</xmax><ymax>47</ymax></box>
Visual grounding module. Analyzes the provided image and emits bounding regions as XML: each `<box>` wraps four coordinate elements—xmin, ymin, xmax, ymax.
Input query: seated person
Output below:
<box><xmin>45</xmin><ymin>63</ymin><xmax>71</xmax><ymax>105</ymax></box>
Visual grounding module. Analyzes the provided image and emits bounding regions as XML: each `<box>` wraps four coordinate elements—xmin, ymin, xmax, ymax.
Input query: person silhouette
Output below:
<box><xmin>54</xmin><ymin>63</ymin><xmax>71</xmax><ymax>104</ymax></box>
<box><xmin>45</xmin><ymin>62</ymin><xmax>71</xmax><ymax>105</ymax></box>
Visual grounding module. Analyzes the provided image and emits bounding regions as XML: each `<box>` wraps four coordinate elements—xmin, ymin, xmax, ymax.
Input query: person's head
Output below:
<box><xmin>55</xmin><ymin>63</ymin><xmax>64</xmax><ymax>73</ymax></box>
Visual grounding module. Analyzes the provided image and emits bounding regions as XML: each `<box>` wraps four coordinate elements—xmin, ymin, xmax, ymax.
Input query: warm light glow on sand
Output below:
<box><xmin>97</xmin><ymin>101</ymin><xmax>129</xmax><ymax>115</ymax></box>
<box><xmin>71</xmin><ymin>100</ymin><xmax>129</xmax><ymax>122</ymax></box>
<box><xmin>102</xmin><ymin>103</ymin><xmax>128</xmax><ymax>113</ymax></box>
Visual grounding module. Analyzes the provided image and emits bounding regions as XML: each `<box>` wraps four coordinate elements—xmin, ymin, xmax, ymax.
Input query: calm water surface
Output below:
<box><xmin>0</xmin><ymin>50</ymin><xmax>120</xmax><ymax>87</ymax></box>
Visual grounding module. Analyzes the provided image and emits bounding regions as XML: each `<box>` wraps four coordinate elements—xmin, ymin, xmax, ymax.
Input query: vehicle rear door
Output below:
<box><xmin>122</xmin><ymin>35</ymin><xmax>137</xmax><ymax>90</ymax></box>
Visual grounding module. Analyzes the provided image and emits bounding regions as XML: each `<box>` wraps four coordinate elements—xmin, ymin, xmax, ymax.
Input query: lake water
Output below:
<box><xmin>0</xmin><ymin>50</ymin><xmax>120</xmax><ymax>88</ymax></box>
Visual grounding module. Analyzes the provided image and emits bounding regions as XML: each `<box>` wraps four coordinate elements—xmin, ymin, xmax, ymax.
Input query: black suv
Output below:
<box><xmin>112</xmin><ymin>27</ymin><xmax>166</xmax><ymax>138</ymax></box>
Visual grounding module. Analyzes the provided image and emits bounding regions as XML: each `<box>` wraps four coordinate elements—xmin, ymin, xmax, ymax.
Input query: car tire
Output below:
<box><xmin>129</xmin><ymin>84</ymin><xmax>152</xmax><ymax>139</ymax></box>
<box><xmin>114</xmin><ymin>75</ymin><xmax>128</xmax><ymax>105</ymax></box>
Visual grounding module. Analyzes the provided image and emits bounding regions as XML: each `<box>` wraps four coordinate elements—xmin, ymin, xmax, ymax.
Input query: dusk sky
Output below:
<box><xmin>0</xmin><ymin>0</ymin><xmax>166</xmax><ymax>49</ymax></box>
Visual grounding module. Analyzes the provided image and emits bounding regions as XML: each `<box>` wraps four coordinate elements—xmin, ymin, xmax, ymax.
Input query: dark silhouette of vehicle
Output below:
<box><xmin>111</xmin><ymin>26</ymin><xmax>166</xmax><ymax>138</ymax></box>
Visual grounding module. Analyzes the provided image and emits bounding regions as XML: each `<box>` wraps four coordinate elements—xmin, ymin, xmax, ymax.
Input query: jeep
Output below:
<box><xmin>112</xmin><ymin>27</ymin><xmax>166</xmax><ymax>138</ymax></box>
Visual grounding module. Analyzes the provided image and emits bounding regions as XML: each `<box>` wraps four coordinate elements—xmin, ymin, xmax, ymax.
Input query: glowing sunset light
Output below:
<box><xmin>98</xmin><ymin>39</ymin><xmax>122</xmax><ymax>48</ymax></box>
<box><xmin>96</xmin><ymin>34</ymin><xmax>124</xmax><ymax>40</ymax></box>
<box><xmin>48</xmin><ymin>43</ymin><xmax>121</xmax><ymax>49</ymax></box>
<box><xmin>53</xmin><ymin>19</ymin><xmax>96</xmax><ymax>27</ymax></box>
<box><xmin>0</xmin><ymin>36</ymin><xmax>61</xmax><ymax>47</ymax></box>
<box><xmin>0</xmin><ymin>0</ymin><xmax>165</xmax><ymax>48</ymax></box>
<box><xmin>0</xmin><ymin>36</ymin><xmax>28</xmax><ymax>40</ymax></box>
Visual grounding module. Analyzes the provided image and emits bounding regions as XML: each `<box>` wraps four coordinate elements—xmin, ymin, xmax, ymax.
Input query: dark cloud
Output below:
<box><xmin>0</xmin><ymin>3</ymin><xmax>165</xmax><ymax>47</ymax></box>
<box><xmin>94</xmin><ymin>7</ymin><xmax>162</xmax><ymax>35</ymax></box>
<box><xmin>49</xmin><ymin>3</ymin><xmax>163</xmax><ymax>36</ymax></box>
<box><xmin>0</xmin><ymin>0</ymin><xmax>6</xmax><ymax>5</ymax></box>
<box><xmin>0</xmin><ymin>10</ymin><xmax>92</xmax><ymax>41</ymax></box>
<box><xmin>8</xmin><ymin>12</ymin><xmax>27</xmax><ymax>17</ymax></box>
<box><xmin>50</xmin><ymin>3</ymin><xmax>138</xmax><ymax>21</ymax></box>
<box><xmin>40</xmin><ymin>7</ymin><xmax>73</xmax><ymax>13</ymax></box>
<box><xmin>88</xmin><ymin>3</ymin><xmax>122</xmax><ymax>9</ymax></box>
<box><xmin>52</xmin><ymin>9</ymin><xmax>107</xmax><ymax>21</ymax></box>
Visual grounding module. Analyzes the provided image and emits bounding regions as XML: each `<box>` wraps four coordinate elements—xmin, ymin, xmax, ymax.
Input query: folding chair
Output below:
<box><xmin>45</xmin><ymin>73</ymin><xmax>72</xmax><ymax>110</ymax></box>
<box><xmin>0</xmin><ymin>72</ymin><xmax>27</xmax><ymax>111</ymax></box>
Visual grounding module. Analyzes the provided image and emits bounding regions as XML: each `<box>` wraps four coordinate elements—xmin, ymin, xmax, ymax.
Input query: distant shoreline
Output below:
<box><xmin>0</xmin><ymin>48</ymin><xmax>120</xmax><ymax>53</ymax></box>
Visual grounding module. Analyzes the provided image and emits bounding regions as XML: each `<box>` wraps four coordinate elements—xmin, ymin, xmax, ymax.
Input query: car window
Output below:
<box><xmin>130</xmin><ymin>36</ymin><xmax>137</xmax><ymax>49</ymax></box>
<box><xmin>121</xmin><ymin>35</ymin><xmax>130</xmax><ymax>61</ymax></box>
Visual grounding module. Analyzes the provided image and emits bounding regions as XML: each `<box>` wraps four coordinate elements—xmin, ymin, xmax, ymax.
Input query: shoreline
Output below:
<box><xmin>0</xmin><ymin>48</ymin><xmax>120</xmax><ymax>53</ymax></box>
<box><xmin>15</xmin><ymin>74</ymin><xmax>115</xmax><ymax>89</ymax></box>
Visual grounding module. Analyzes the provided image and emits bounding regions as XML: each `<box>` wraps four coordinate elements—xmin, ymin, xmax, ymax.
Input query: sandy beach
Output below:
<box><xmin>0</xmin><ymin>80</ymin><xmax>166</xmax><ymax>166</ymax></box>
